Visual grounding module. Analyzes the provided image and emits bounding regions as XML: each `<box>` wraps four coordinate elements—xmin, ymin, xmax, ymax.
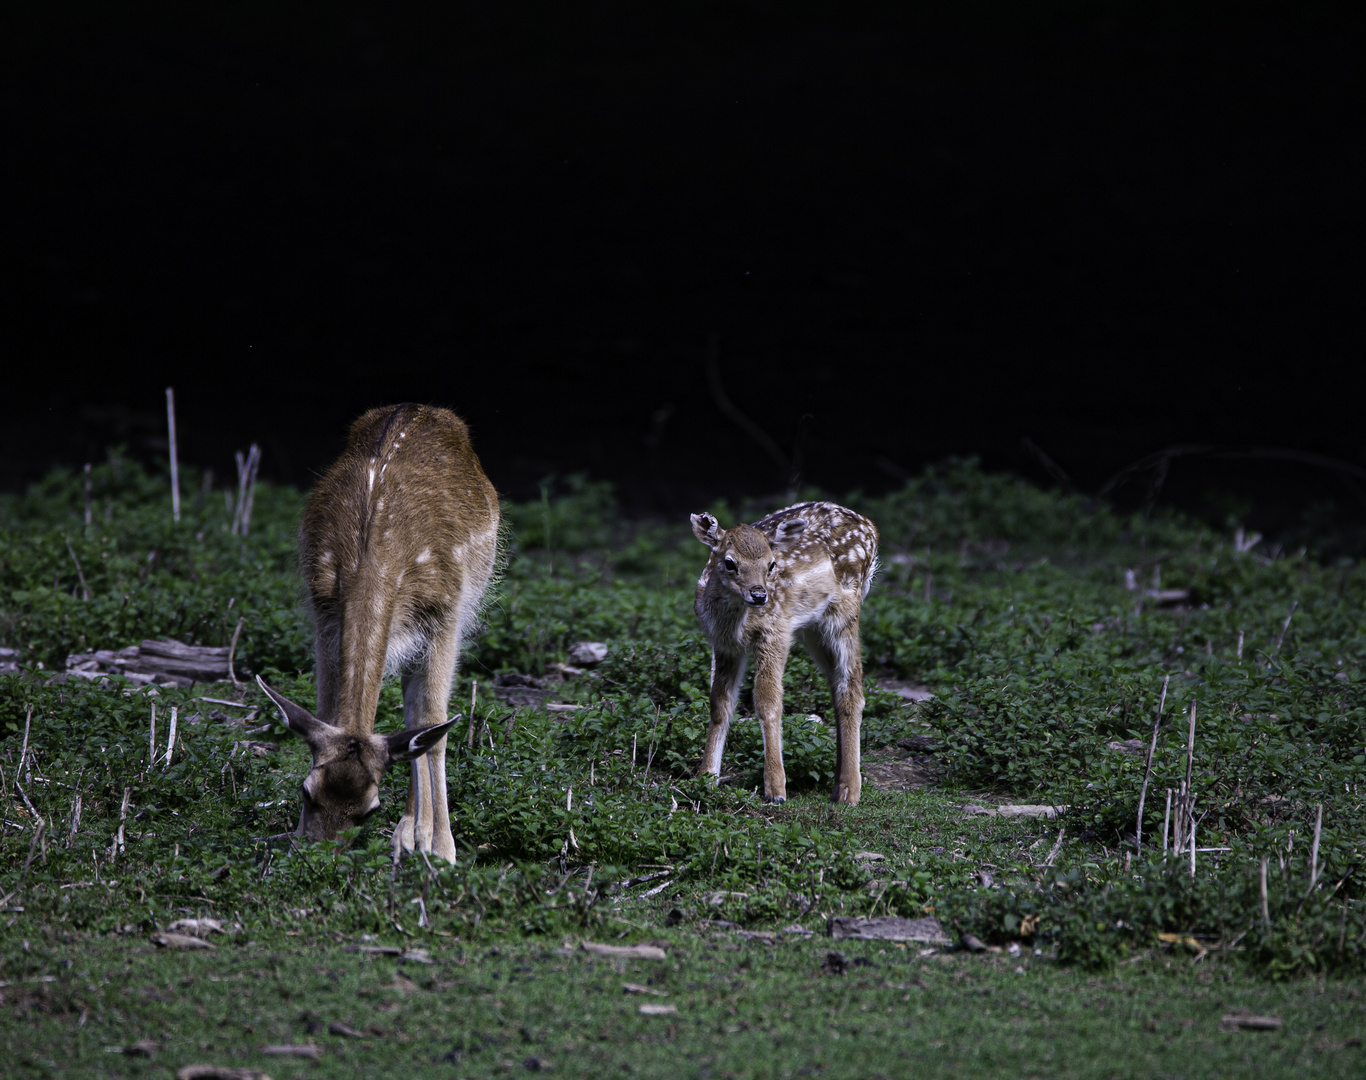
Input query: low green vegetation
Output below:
<box><xmin>2</xmin><ymin>456</ymin><xmax>1364</xmax><ymax>1076</ymax></box>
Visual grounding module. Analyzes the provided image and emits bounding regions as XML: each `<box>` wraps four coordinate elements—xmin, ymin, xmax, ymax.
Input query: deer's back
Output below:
<box><xmin>300</xmin><ymin>404</ymin><xmax>499</xmax><ymax>610</ymax></box>
<box><xmin>755</xmin><ymin>501</ymin><xmax>879</xmax><ymax>600</ymax></box>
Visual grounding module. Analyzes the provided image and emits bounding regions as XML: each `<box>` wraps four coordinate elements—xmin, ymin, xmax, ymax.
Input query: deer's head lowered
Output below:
<box><xmin>257</xmin><ymin>677</ymin><xmax>457</xmax><ymax>842</ymax></box>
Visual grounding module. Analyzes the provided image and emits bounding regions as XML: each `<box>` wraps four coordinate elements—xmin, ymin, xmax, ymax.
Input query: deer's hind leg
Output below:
<box><xmin>394</xmin><ymin>616</ymin><xmax>461</xmax><ymax>863</ymax></box>
<box><xmin>801</xmin><ymin>608</ymin><xmax>865</xmax><ymax>805</ymax></box>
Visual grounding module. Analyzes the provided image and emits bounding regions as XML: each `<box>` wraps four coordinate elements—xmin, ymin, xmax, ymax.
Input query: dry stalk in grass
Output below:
<box><xmin>1310</xmin><ymin>802</ymin><xmax>1323</xmax><ymax>889</ymax></box>
<box><xmin>1135</xmin><ymin>674</ymin><xmax>1169</xmax><ymax>854</ymax></box>
<box><xmin>164</xmin><ymin>706</ymin><xmax>179</xmax><ymax>769</ymax></box>
<box><xmin>166</xmin><ymin>387</ymin><xmax>181</xmax><ymax>523</ymax></box>
<box><xmin>63</xmin><ymin>536</ymin><xmax>90</xmax><ymax>601</ymax></box>
<box><xmin>227</xmin><ymin>617</ymin><xmax>245</xmax><ymax>688</ymax></box>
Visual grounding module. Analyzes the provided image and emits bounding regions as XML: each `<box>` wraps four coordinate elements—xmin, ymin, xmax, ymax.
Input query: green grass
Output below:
<box><xmin>3</xmin><ymin>456</ymin><xmax>1365</xmax><ymax>1076</ymax></box>
<box><xmin>6</xmin><ymin>920</ymin><xmax>1365</xmax><ymax>1079</ymax></box>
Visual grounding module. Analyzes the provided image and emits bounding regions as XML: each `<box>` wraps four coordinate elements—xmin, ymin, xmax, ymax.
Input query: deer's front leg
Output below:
<box><xmin>700</xmin><ymin>649</ymin><xmax>745</xmax><ymax>781</ymax></box>
<box><xmin>395</xmin><ymin>621</ymin><xmax>461</xmax><ymax>863</ymax></box>
<box><xmin>753</xmin><ymin>634</ymin><xmax>791</xmax><ymax>803</ymax></box>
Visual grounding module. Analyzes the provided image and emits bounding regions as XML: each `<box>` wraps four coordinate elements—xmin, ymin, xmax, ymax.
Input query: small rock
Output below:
<box><xmin>581</xmin><ymin>942</ymin><xmax>667</xmax><ymax>960</ymax></box>
<box><xmin>152</xmin><ymin>932</ymin><xmax>215</xmax><ymax>951</ymax></box>
<box><xmin>638</xmin><ymin>1003</ymin><xmax>678</xmax><ymax>1016</ymax></box>
<box><xmin>828</xmin><ymin>916</ymin><xmax>952</xmax><ymax>945</ymax></box>
<box><xmin>961</xmin><ymin>934</ymin><xmax>988</xmax><ymax>953</ymax></box>
<box><xmin>260</xmin><ymin>1045</ymin><xmax>320</xmax><ymax>1060</ymax></box>
<box><xmin>623</xmin><ymin>983</ymin><xmax>669</xmax><ymax>996</ymax></box>
<box><xmin>1221</xmin><ymin>1014</ymin><xmax>1283</xmax><ymax>1032</ymax></box>
<box><xmin>328</xmin><ymin>1021</ymin><xmax>367</xmax><ymax>1039</ymax></box>
<box><xmin>853</xmin><ymin>851</ymin><xmax>885</xmax><ymax>861</ymax></box>
<box><xmin>567</xmin><ymin>642</ymin><xmax>608</xmax><ymax>665</ymax></box>
<box><xmin>1106</xmin><ymin>739</ymin><xmax>1146</xmax><ymax>756</ymax></box>
<box><xmin>167</xmin><ymin>918</ymin><xmax>225</xmax><ymax>937</ymax></box>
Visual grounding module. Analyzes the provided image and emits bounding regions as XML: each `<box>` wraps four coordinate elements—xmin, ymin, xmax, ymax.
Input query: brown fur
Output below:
<box><xmin>690</xmin><ymin>501</ymin><xmax>878</xmax><ymax>804</ymax></box>
<box><xmin>258</xmin><ymin>404</ymin><xmax>500</xmax><ymax>861</ymax></box>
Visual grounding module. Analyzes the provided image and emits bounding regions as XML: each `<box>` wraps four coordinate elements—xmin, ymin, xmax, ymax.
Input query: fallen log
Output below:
<box><xmin>66</xmin><ymin>639</ymin><xmax>244</xmax><ymax>687</ymax></box>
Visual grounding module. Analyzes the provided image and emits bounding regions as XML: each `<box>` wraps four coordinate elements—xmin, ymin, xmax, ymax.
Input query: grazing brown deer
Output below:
<box><xmin>257</xmin><ymin>404</ymin><xmax>500</xmax><ymax>862</ymax></box>
<box><xmin>690</xmin><ymin>501</ymin><xmax>878</xmax><ymax>804</ymax></box>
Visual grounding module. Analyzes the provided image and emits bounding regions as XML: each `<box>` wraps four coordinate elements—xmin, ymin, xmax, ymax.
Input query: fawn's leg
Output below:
<box><xmin>803</xmin><ymin>616</ymin><xmax>864</xmax><ymax>804</ymax></box>
<box><xmin>753</xmin><ymin>632</ymin><xmax>792</xmax><ymax>803</ymax></box>
<box><xmin>700</xmin><ymin>649</ymin><xmax>746</xmax><ymax>780</ymax></box>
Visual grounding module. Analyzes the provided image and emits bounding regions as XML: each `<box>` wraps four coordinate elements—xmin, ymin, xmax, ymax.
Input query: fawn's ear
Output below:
<box><xmin>770</xmin><ymin>517</ymin><xmax>807</xmax><ymax>549</ymax></box>
<box><xmin>690</xmin><ymin>512</ymin><xmax>723</xmax><ymax>549</ymax></box>
<box><xmin>383</xmin><ymin>718</ymin><xmax>459</xmax><ymax>764</ymax></box>
<box><xmin>257</xmin><ymin>676</ymin><xmax>334</xmax><ymax>745</ymax></box>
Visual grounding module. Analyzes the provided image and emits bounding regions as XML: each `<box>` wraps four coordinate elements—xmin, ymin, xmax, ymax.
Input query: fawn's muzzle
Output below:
<box><xmin>747</xmin><ymin>587</ymin><xmax>768</xmax><ymax>606</ymax></box>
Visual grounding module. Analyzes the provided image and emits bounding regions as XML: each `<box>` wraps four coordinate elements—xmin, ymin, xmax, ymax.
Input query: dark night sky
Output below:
<box><xmin>3</xmin><ymin>3</ymin><xmax>1363</xmax><ymax>529</ymax></box>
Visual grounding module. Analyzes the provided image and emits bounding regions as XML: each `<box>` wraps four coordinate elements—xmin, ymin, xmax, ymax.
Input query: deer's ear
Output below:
<box><xmin>691</xmin><ymin>512</ymin><xmax>723</xmax><ymax>548</ymax></box>
<box><xmin>383</xmin><ymin>718</ymin><xmax>458</xmax><ymax>763</ymax></box>
<box><xmin>257</xmin><ymin>676</ymin><xmax>333</xmax><ymax>744</ymax></box>
<box><xmin>770</xmin><ymin>517</ymin><xmax>807</xmax><ymax>548</ymax></box>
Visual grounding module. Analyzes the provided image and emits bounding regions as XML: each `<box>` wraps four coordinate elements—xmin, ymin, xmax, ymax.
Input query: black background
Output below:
<box><xmin>3</xmin><ymin>3</ymin><xmax>1363</xmax><ymax>531</ymax></box>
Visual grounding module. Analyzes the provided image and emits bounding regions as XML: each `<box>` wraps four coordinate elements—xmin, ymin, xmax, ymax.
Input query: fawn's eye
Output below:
<box><xmin>724</xmin><ymin>556</ymin><xmax>737</xmax><ymax>572</ymax></box>
<box><xmin>768</xmin><ymin>561</ymin><xmax>776</xmax><ymax>573</ymax></box>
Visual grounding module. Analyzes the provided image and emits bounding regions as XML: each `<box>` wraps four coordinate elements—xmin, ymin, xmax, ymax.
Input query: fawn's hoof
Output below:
<box><xmin>765</xmin><ymin>795</ymin><xmax>787</xmax><ymax>805</ymax></box>
<box><xmin>830</xmin><ymin>783</ymin><xmax>861</xmax><ymax>805</ymax></box>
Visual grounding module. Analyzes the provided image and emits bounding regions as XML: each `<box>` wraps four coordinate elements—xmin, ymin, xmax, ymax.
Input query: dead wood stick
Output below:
<box><xmin>1188</xmin><ymin>805</ymin><xmax>1196</xmax><ymax>879</ymax></box>
<box><xmin>67</xmin><ymin>791</ymin><xmax>82</xmax><ymax>845</ymax></box>
<box><xmin>1135</xmin><ymin>674</ymin><xmax>1170</xmax><ymax>854</ymax></box>
<box><xmin>226</xmin><ymin>617</ymin><xmax>245</xmax><ymax>688</ymax></box>
<box><xmin>63</xmin><ymin>536</ymin><xmax>90</xmax><ymax>601</ymax></box>
<box><xmin>643</xmin><ymin>707</ymin><xmax>661</xmax><ymax>782</ymax></box>
<box><xmin>113</xmin><ymin>787</ymin><xmax>131</xmax><ymax>859</ymax></box>
<box><xmin>1043</xmin><ymin>828</ymin><xmax>1065</xmax><ymax>866</ymax></box>
<box><xmin>1162</xmin><ymin>788</ymin><xmax>1172</xmax><ymax>855</ymax></box>
<box><xmin>1236</xmin><ymin>629</ymin><xmax>1244</xmax><ymax>660</ymax></box>
<box><xmin>148</xmin><ymin>703</ymin><xmax>157</xmax><ymax>772</ymax></box>
<box><xmin>166</xmin><ymin>388</ymin><xmax>181</xmax><ymax>522</ymax></box>
<box><xmin>164</xmin><ymin>707</ymin><xmax>179</xmax><ymax>769</ymax></box>
<box><xmin>14</xmin><ymin>705</ymin><xmax>32</xmax><ymax>790</ymax></box>
<box><xmin>14</xmin><ymin>778</ymin><xmax>42</xmax><ymax>824</ymax></box>
<box><xmin>465</xmin><ymin>683</ymin><xmax>479</xmax><ymax>749</ymax></box>
<box><xmin>240</xmin><ymin>443</ymin><xmax>261</xmax><ymax>536</ymax></box>
<box><xmin>1273</xmin><ymin>600</ymin><xmax>1299</xmax><ymax>653</ymax></box>
<box><xmin>1260</xmin><ymin>857</ymin><xmax>1271</xmax><ymax>929</ymax></box>
<box><xmin>232</xmin><ymin>451</ymin><xmax>246</xmax><ymax>533</ymax></box>
<box><xmin>1309</xmin><ymin>802</ymin><xmax>1323</xmax><ymax>889</ymax></box>
<box><xmin>83</xmin><ymin>463</ymin><xmax>92</xmax><ymax>526</ymax></box>
<box><xmin>1184</xmin><ymin>700</ymin><xmax>1196</xmax><ymax>795</ymax></box>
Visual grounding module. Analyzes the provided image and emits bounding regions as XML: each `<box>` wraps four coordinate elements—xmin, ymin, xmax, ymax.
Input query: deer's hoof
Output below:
<box><xmin>765</xmin><ymin>795</ymin><xmax>786</xmax><ymax>805</ymax></box>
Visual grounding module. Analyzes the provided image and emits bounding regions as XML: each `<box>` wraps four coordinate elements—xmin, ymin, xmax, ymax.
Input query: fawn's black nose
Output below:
<box><xmin>747</xmin><ymin>587</ymin><xmax>768</xmax><ymax>606</ymax></box>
